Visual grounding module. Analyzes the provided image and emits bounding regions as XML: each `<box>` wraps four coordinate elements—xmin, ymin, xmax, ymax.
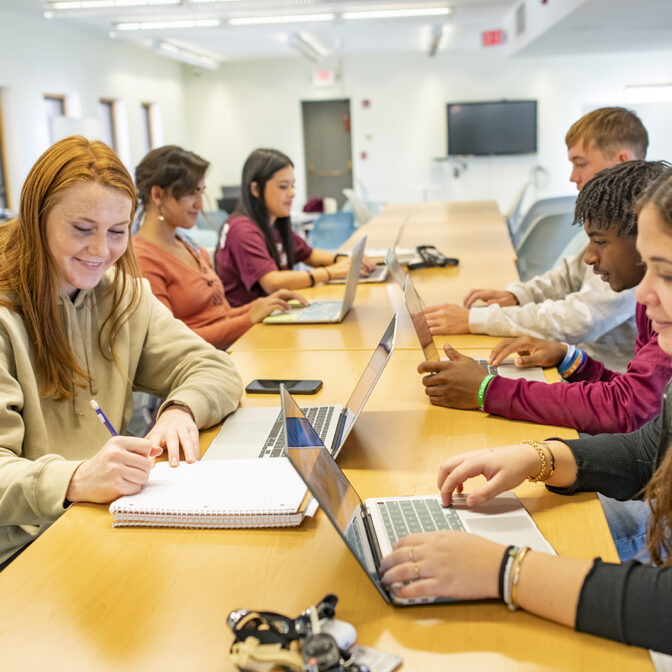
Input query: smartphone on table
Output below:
<box><xmin>245</xmin><ymin>379</ymin><xmax>323</xmax><ymax>395</ymax></box>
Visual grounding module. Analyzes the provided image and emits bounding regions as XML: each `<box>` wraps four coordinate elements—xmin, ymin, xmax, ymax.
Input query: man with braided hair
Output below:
<box><xmin>418</xmin><ymin>160</ymin><xmax>671</xmax><ymax>435</ymax></box>
<box><xmin>424</xmin><ymin>107</ymin><xmax>649</xmax><ymax>373</ymax></box>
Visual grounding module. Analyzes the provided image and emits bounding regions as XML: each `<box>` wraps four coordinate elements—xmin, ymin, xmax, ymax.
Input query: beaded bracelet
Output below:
<box><xmin>477</xmin><ymin>374</ymin><xmax>496</xmax><ymax>411</ymax></box>
<box><xmin>325</xmin><ymin>267</ymin><xmax>332</xmax><ymax>281</ymax></box>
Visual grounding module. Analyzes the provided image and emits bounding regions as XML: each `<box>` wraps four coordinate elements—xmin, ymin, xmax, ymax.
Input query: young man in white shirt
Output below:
<box><xmin>423</xmin><ymin>107</ymin><xmax>649</xmax><ymax>373</ymax></box>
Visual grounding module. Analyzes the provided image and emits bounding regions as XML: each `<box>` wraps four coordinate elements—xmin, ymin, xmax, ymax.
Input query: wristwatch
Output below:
<box><xmin>163</xmin><ymin>400</ymin><xmax>192</xmax><ymax>416</ymax></box>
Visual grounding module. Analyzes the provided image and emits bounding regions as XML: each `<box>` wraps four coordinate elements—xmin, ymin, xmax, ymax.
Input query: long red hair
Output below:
<box><xmin>0</xmin><ymin>135</ymin><xmax>142</xmax><ymax>399</ymax></box>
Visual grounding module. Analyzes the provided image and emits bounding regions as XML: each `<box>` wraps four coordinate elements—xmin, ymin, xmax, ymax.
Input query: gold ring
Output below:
<box><xmin>408</xmin><ymin>546</ymin><xmax>415</xmax><ymax>562</ymax></box>
<box><xmin>413</xmin><ymin>562</ymin><xmax>421</xmax><ymax>580</ymax></box>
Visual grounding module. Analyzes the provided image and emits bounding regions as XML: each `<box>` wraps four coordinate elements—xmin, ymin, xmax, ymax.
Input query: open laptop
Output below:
<box><xmin>404</xmin><ymin>275</ymin><xmax>547</xmax><ymax>382</ymax></box>
<box><xmin>329</xmin><ymin>218</ymin><xmax>409</xmax><ymax>285</ymax></box>
<box><xmin>204</xmin><ymin>314</ymin><xmax>398</xmax><ymax>461</ymax></box>
<box><xmin>281</xmin><ymin>386</ymin><xmax>555</xmax><ymax>606</ymax></box>
<box><xmin>264</xmin><ymin>235</ymin><xmax>367</xmax><ymax>324</ymax></box>
<box><xmin>384</xmin><ymin>247</ymin><xmax>409</xmax><ymax>290</ymax></box>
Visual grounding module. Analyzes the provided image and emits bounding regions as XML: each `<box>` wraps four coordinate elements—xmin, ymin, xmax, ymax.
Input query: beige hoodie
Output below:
<box><xmin>0</xmin><ymin>272</ymin><xmax>243</xmax><ymax>563</ymax></box>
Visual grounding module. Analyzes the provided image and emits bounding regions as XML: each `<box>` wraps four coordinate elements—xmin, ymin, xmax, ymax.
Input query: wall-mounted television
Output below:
<box><xmin>446</xmin><ymin>100</ymin><xmax>537</xmax><ymax>156</ymax></box>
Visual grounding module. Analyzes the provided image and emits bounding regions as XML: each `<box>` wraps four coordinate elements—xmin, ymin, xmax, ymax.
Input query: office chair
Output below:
<box><xmin>308</xmin><ymin>212</ymin><xmax>356</xmax><ymax>251</ymax></box>
<box><xmin>511</xmin><ymin>195</ymin><xmax>577</xmax><ymax>249</ymax></box>
<box><xmin>342</xmin><ymin>188</ymin><xmax>372</xmax><ymax>227</ymax></box>
<box><xmin>515</xmin><ymin>211</ymin><xmax>577</xmax><ymax>281</ymax></box>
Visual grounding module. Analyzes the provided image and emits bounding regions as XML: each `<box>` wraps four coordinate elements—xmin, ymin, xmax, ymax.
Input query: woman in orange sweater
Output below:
<box><xmin>133</xmin><ymin>146</ymin><xmax>306</xmax><ymax>348</ymax></box>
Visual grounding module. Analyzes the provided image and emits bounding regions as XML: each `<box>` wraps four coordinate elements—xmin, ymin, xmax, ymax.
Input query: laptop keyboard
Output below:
<box><xmin>258</xmin><ymin>405</ymin><xmax>336</xmax><ymax>458</ymax></box>
<box><xmin>476</xmin><ymin>358</ymin><xmax>498</xmax><ymax>375</ymax></box>
<box><xmin>376</xmin><ymin>498</ymin><xmax>465</xmax><ymax>546</ymax></box>
<box><xmin>297</xmin><ymin>301</ymin><xmax>341</xmax><ymax>321</ymax></box>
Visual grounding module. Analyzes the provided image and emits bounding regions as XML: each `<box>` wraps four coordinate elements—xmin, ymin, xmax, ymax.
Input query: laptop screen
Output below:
<box><xmin>281</xmin><ymin>386</ymin><xmax>385</xmax><ymax>594</ymax></box>
<box><xmin>339</xmin><ymin>235</ymin><xmax>367</xmax><ymax>317</ymax></box>
<box><xmin>338</xmin><ymin>313</ymin><xmax>397</xmax><ymax>450</ymax></box>
<box><xmin>385</xmin><ymin>248</ymin><xmax>407</xmax><ymax>289</ymax></box>
<box><xmin>404</xmin><ymin>276</ymin><xmax>439</xmax><ymax>361</ymax></box>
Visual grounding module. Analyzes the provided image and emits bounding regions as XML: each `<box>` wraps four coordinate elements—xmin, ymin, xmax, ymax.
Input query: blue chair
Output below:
<box><xmin>515</xmin><ymin>211</ymin><xmax>577</xmax><ymax>281</ymax></box>
<box><xmin>511</xmin><ymin>195</ymin><xmax>577</xmax><ymax>248</ymax></box>
<box><xmin>308</xmin><ymin>212</ymin><xmax>356</xmax><ymax>251</ymax></box>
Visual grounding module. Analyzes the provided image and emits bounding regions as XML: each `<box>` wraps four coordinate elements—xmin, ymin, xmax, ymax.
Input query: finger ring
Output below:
<box><xmin>408</xmin><ymin>546</ymin><xmax>415</xmax><ymax>562</ymax></box>
<box><xmin>413</xmin><ymin>562</ymin><xmax>421</xmax><ymax>580</ymax></box>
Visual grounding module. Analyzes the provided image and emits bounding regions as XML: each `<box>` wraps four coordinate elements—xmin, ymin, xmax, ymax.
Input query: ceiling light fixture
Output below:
<box><xmin>230</xmin><ymin>14</ymin><xmax>335</xmax><ymax>26</ymax></box>
<box><xmin>114</xmin><ymin>18</ymin><xmax>220</xmax><ymax>30</ymax></box>
<box><xmin>154</xmin><ymin>39</ymin><xmax>219</xmax><ymax>69</ymax></box>
<box><xmin>342</xmin><ymin>7</ymin><xmax>451</xmax><ymax>20</ymax></box>
<box><xmin>46</xmin><ymin>0</ymin><xmax>180</xmax><ymax>10</ymax></box>
<box><xmin>286</xmin><ymin>31</ymin><xmax>332</xmax><ymax>61</ymax></box>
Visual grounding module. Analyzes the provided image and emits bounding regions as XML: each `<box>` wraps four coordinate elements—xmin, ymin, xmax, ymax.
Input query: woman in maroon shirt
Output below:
<box><xmin>133</xmin><ymin>146</ymin><xmax>306</xmax><ymax>348</ymax></box>
<box><xmin>214</xmin><ymin>148</ymin><xmax>375</xmax><ymax>307</ymax></box>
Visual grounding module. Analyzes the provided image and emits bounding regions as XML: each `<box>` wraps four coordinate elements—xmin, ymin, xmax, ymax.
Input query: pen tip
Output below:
<box><xmin>90</xmin><ymin>400</ymin><xmax>100</xmax><ymax>410</ymax></box>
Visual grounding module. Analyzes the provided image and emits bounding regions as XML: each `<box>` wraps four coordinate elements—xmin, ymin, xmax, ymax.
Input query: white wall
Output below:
<box><xmin>184</xmin><ymin>47</ymin><xmax>672</xmax><ymax>214</ymax></box>
<box><xmin>0</xmin><ymin>8</ymin><xmax>188</xmax><ymax>210</ymax></box>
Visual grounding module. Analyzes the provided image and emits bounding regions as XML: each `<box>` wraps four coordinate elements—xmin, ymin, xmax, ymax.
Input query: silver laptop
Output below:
<box><xmin>384</xmin><ymin>247</ymin><xmax>409</xmax><ymax>290</ymax></box>
<box><xmin>264</xmin><ymin>236</ymin><xmax>366</xmax><ymax>324</ymax></box>
<box><xmin>204</xmin><ymin>314</ymin><xmax>398</xmax><ymax>461</ymax></box>
<box><xmin>329</xmin><ymin>218</ymin><xmax>408</xmax><ymax>285</ymax></box>
<box><xmin>281</xmin><ymin>386</ymin><xmax>555</xmax><ymax>606</ymax></box>
<box><xmin>404</xmin><ymin>276</ymin><xmax>547</xmax><ymax>383</ymax></box>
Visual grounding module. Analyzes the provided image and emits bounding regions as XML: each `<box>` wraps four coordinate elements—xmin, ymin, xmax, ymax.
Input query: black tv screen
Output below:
<box><xmin>447</xmin><ymin>100</ymin><xmax>537</xmax><ymax>156</ymax></box>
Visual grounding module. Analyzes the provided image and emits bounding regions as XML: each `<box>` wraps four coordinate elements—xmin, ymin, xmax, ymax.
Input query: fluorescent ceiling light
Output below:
<box><xmin>47</xmin><ymin>0</ymin><xmax>179</xmax><ymax>9</ymax></box>
<box><xmin>155</xmin><ymin>39</ymin><xmax>219</xmax><ymax>69</ymax></box>
<box><xmin>343</xmin><ymin>7</ymin><xmax>451</xmax><ymax>20</ymax></box>
<box><xmin>297</xmin><ymin>31</ymin><xmax>331</xmax><ymax>57</ymax></box>
<box><xmin>115</xmin><ymin>18</ymin><xmax>220</xmax><ymax>30</ymax></box>
<box><xmin>230</xmin><ymin>14</ymin><xmax>335</xmax><ymax>26</ymax></box>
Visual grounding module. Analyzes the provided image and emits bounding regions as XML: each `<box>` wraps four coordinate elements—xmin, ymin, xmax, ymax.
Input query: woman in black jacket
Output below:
<box><xmin>380</xmin><ymin>168</ymin><xmax>672</xmax><ymax>654</ymax></box>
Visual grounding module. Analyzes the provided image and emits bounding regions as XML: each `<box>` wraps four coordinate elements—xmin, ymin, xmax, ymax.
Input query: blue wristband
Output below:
<box><xmin>558</xmin><ymin>344</ymin><xmax>576</xmax><ymax>373</ymax></box>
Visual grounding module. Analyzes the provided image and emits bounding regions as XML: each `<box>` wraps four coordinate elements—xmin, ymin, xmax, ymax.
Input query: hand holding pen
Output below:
<box><xmin>63</xmin><ymin>400</ymin><xmax>163</xmax><ymax>505</ymax></box>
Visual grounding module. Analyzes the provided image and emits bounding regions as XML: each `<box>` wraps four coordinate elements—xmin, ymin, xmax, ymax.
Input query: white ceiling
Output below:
<box><xmin>2</xmin><ymin>0</ymin><xmax>671</xmax><ymax>65</ymax></box>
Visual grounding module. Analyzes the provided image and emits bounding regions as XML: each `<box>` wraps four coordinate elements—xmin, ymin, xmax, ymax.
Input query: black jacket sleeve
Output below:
<box><xmin>576</xmin><ymin>559</ymin><xmax>672</xmax><ymax>654</ymax></box>
<box><xmin>546</xmin><ymin>411</ymin><xmax>665</xmax><ymax>500</ymax></box>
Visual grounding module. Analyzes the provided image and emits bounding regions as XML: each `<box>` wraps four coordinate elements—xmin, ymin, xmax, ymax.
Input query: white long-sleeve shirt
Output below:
<box><xmin>468</xmin><ymin>246</ymin><xmax>637</xmax><ymax>373</ymax></box>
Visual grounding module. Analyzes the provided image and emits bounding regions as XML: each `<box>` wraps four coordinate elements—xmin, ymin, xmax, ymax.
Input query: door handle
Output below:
<box><xmin>307</xmin><ymin>163</ymin><xmax>352</xmax><ymax>177</ymax></box>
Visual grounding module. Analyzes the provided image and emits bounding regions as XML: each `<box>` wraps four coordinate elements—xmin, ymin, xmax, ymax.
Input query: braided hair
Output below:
<box><xmin>573</xmin><ymin>160</ymin><xmax>670</xmax><ymax>237</ymax></box>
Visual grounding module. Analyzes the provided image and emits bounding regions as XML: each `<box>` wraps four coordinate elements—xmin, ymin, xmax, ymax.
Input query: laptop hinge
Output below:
<box><xmin>330</xmin><ymin>408</ymin><xmax>348</xmax><ymax>454</ymax></box>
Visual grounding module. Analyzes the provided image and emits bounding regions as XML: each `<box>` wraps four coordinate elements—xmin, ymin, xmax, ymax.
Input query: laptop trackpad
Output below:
<box><xmin>204</xmin><ymin>408</ymin><xmax>277</xmax><ymax>460</ymax></box>
<box><xmin>465</xmin><ymin>516</ymin><xmax>549</xmax><ymax>552</ymax></box>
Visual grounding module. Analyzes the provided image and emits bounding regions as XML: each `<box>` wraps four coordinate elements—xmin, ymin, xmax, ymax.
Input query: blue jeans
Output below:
<box><xmin>598</xmin><ymin>494</ymin><xmax>650</xmax><ymax>562</ymax></box>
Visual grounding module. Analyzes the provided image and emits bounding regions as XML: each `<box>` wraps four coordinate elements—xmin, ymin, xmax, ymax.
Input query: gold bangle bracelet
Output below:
<box><xmin>508</xmin><ymin>546</ymin><xmax>531</xmax><ymax>611</ymax></box>
<box><xmin>521</xmin><ymin>439</ymin><xmax>555</xmax><ymax>482</ymax></box>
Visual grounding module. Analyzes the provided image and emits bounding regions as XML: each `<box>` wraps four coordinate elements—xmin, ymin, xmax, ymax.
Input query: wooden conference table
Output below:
<box><xmin>0</xmin><ymin>202</ymin><xmax>652</xmax><ymax>671</ymax></box>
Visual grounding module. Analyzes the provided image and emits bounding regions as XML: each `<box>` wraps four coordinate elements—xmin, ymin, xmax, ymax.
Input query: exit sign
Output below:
<box><xmin>313</xmin><ymin>69</ymin><xmax>335</xmax><ymax>87</ymax></box>
<box><xmin>482</xmin><ymin>29</ymin><xmax>505</xmax><ymax>46</ymax></box>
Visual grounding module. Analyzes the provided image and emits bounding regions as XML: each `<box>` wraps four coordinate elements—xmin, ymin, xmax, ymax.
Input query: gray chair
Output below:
<box><xmin>515</xmin><ymin>211</ymin><xmax>578</xmax><ymax>281</ymax></box>
<box><xmin>505</xmin><ymin>181</ymin><xmax>530</xmax><ymax>244</ymax></box>
<box><xmin>511</xmin><ymin>195</ymin><xmax>577</xmax><ymax>249</ymax></box>
<box><xmin>551</xmin><ymin>229</ymin><xmax>589</xmax><ymax>269</ymax></box>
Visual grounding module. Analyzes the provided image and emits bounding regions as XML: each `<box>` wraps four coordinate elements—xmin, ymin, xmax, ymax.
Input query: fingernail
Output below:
<box><xmin>170</xmin><ymin>457</ymin><xmax>178</xmax><ymax>467</ymax></box>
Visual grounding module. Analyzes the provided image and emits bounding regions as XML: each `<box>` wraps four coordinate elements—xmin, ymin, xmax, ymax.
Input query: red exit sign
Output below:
<box><xmin>482</xmin><ymin>29</ymin><xmax>505</xmax><ymax>46</ymax></box>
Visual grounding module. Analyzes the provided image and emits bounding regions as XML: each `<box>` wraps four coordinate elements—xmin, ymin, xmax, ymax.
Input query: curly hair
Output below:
<box><xmin>573</xmin><ymin>160</ymin><xmax>670</xmax><ymax>237</ymax></box>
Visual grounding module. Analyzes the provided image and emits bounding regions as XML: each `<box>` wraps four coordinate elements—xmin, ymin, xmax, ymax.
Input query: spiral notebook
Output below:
<box><xmin>109</xmin><ymin>459</ymin><xmax>309</xmax><ymax>528</ymax></box>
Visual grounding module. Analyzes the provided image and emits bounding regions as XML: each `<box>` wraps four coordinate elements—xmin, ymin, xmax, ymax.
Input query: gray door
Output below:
<box><xmin>302</xmin><ymin>99</ymin><xmax>353</xmax><ymax>209</ymax></box>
